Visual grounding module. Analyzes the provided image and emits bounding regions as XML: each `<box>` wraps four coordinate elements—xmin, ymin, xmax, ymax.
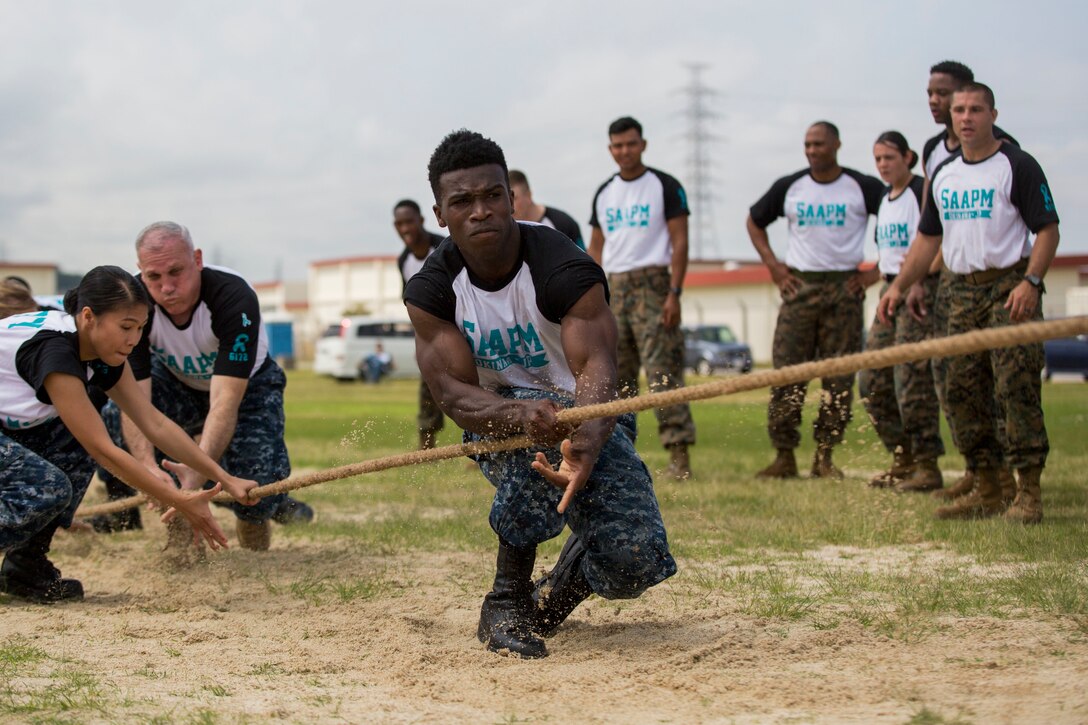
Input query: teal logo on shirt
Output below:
<box><xmin>876</xmin><ymin>223</ymin><xmax>911</xmax><ymax>249</ymax></box>
<box><xmin>5</xmin><ymin>413</ymin><xmax>55</xmax><ymax>429</ymax></box>
<box><xmin>5</xmin><ymin>310</ymin><xmax>48</xmax><ymax>330</ymax></box>
<box><xmin>796</xmin><ymin>203</ymin><xmax>846</xmax><ymax>227</ymax></box>
<box><xmin>152</xmin><ymin>345</ymin><xmax>216</xmax><ymax>379</ymax></box>
<box><xmin>229</xmin><ymin>334</ymin><xmax>250</xmax><ymax>362</ymax></box>
<box><xmin>940</xmin><ymin>187</ymin><xmax>994</xmax><ymax>220</ymax></box>
<box><xmin>604</xmin><ymin>204</ymin><xmax>651</xmax><ymax>232</ymax></box>
<box><xmin>1040</xmin><ymin>184</ymin><xmax>1055</xmax><ymax>213</ymax></box>
<box><xmin>241</xmin><ymin>312</ymin><xmax>252</xmax><ymax>327</ymax></box>
<box><xmin>462</xmin><ymin>320</ymin><xmax>549</xmax><ymax>372</ymax></box>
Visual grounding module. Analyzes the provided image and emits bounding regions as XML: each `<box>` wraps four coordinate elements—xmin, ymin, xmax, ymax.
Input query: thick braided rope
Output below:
<box><xmin>75</xmin><ymin>316</ymin><xmax>1088</xmax><ymax>518</ymax></box>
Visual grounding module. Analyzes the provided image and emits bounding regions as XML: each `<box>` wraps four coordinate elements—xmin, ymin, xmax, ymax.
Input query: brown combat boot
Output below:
<box><xmin>932</xmin><ymin>470</ymin><xmax>975</xmax><ymax>500</ymax></box>
<box><xmin>419</xmin><ymin>431</ymin><xmax>437</xmax><ymax>450</ymax></box>
<box><xmin>934</xmin><ymin>468</ymin><xmax>1004</xmax><ymax>520</ymax></box>
<box><xmin>868</xmin><ymin>450</ymin><xmax>914</xmax><ymax>488</ymax></box>
<box><xmin>896</xmin><ymin>458</ymin><xmax>943</xmax><ymax>493</ymax></box>
<box><xmin>236</xmin><ymin>519</ymin><xmax>271</xmax><ymax>551</ymax></box>
<box><xmin>665</xmin><ymin>444</ymin><xmax>692</xmax><ymax>480</ymax></box>
<box><xmin>997</xmin><ymin>467</ymin><xmax>1017</xmax><ymax>505</ymax></box>
<box><xmin>1004</xmin><ymin>467</ymin><xmax>1043</xmax><ymax>524</ymax></box>
<box><xmin>756</xmin><ymin>449</ymin><xmax>798</xmax><ymax>479</ymax></box>
<box><xmin>810</xmin><ymin>445</ymin><xmax>843</xmax><ymax>480</ymax></box>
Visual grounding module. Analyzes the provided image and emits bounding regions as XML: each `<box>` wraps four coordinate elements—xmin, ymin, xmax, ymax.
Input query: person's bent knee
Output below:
<box><xmin>489</xmin><ymin>512</ymin><xmax>565</xmax><ymax>549</ymax></box>
<box><xmin>583</xmin><ymin>540</ymin><xmax>676</xmax><ymax>600</ymax></box>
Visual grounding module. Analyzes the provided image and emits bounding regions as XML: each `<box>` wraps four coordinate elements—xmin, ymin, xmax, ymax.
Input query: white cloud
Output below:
<box><xmin>0</xmin><ymin>0</ymin><xmax>1084</xmax><ymax>280</ymax></box>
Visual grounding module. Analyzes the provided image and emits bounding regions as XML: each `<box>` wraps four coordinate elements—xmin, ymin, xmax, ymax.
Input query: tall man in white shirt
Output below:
<box><xmin>587</xmin><ymin>116</ymin><xmax>695</xmax><ymax>480</ymax></box>
<box><xmin>921</xmin><ymin>60</ymin><xmax>1019</xmax><ymax>504</ymax></box>
<box><xmin>879</xmin><ymin>83</ymin><xmax>1059</xmax><ymax>524</ymax></box>
<box><xmin>393</xmin><ymin>199</ymin><xmax>445</xmax><ymax>449</ymax></box>
<box><xmin>746</xmin><ymin>121</ymin><xmax>884</xmax><ymax>479</ymax></box>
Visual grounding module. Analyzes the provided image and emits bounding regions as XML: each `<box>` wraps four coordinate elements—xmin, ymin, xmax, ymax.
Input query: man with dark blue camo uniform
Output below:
<box><xmin>747</xmin><ymin>121</ymin><xmax>884</xmax><ymax>479</ymax></box>
<box><xmin>97</xmin><ymin>222</ymin><xmax>303</xmax><ymax>549</ymax></box>
<box><xmin>879</xmin><ymin>82</ymin><xmax>1058</xmax><ymax>524</ymax></box>
<box><xmin>406</xmin><ymin>129</ymin><xmax>676</xmax><ymax>659</ymax></box>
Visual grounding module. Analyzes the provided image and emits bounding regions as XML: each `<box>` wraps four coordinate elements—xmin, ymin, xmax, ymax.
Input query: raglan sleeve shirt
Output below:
<box><xmin>659</xmin><ymin>171</ymin><xmax>691</xmax><ymax>220</ymax></box>
<box><xmin>749</xmin><ymin>174</ymin><xmax>797</xmax><ymax>229</ymax></box>
<box><xmin>15</xmin><ymin>331</ymin><xmax>124</xmax><ymax>405</ymax></box>
<box><xmin>1008</xmin><ymin>152</ymin><xmax>1060</xmax><ymax>233</ymax></box>
<box><xmin>205</xmin><ymin>273</ymin><xmax>263</xmax><ymax>379</ymax></box>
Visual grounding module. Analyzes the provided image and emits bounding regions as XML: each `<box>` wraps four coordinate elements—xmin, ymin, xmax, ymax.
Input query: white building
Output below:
<box><xmin>685</xmin><ymin>254</ymin><xmax>1088</xmax><ymax>363</ymax></box>
<box><xmin>263</xmin><ymin>252</ymin><xmax>1088</xmax><ymax>364</ymax></box>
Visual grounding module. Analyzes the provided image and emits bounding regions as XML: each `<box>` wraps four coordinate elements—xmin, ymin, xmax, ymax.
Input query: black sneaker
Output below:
<box><xmin>271</xmin><ymin>497</ymin><xmax>314</xmax><ymax>526</ymax></box>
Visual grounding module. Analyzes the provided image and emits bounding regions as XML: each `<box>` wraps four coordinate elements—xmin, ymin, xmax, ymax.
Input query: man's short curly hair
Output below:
<box><xmin>930</xmin><ymin>60</ymin><xmax>974</xmax><ymax>86</ymax></box>
<box><xmin>427</xmin><ymin>129</ymin><xmax>508</xmax><ymax>201</ymax></box>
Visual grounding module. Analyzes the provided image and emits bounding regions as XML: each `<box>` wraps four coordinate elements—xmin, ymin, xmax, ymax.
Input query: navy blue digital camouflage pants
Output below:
<box><xmin>100</xmin><ymin>358</ymin><xmax>290</xmax><ymax>523</ymax></box>
<box><xmin>1</xmin><ymin>419</ymin><xmax>95</xmax><ymax>552</ymax></box>
<box><xmin>465</xmin><ymin>387</ymin><xmax>677</xmax><ymax>600</ymax></box>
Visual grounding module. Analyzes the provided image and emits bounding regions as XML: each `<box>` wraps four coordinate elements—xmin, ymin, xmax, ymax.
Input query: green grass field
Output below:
<box><xmin>282</xmin><ymin>370</ymin><xmax>1088</xmax><ymax>630</ymax></box>
<box><xmin>1</xmin><ymin>370</ymin><xmax>1085</xmax><ymax>723</ymax></box>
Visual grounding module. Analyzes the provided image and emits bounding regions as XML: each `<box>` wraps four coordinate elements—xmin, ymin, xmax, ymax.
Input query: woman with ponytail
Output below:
<box><xmin>0</xmin><ymin>265</ymin><xmax>257</xmax><ymax>603</ymax></box>
<box><xmin>859</xmin><ymin>132</ymin><xmax>945</xmax><ymax>493</ymax></box>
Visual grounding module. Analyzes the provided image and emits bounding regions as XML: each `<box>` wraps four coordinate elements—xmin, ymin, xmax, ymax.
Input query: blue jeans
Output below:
<box><xmin>465</xmin><ymin>387</ymin><xmax>676</xmax><ymax>599</ymax></box>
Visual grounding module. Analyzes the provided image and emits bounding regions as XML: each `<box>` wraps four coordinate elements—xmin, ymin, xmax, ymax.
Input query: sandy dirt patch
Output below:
<box><xmin>3</xmin><ymin>515</ymin><xmax>1087</xmax><ymax>724</ymax></box>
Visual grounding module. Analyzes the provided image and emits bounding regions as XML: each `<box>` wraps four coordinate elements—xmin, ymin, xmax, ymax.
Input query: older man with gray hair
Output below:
<box><xmin>95</xmin><ymin>221</ymin><xmax>309</xmax><ymax>550</ymax></box>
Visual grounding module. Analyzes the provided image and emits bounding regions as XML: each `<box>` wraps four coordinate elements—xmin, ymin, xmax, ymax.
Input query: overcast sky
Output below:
<box><xmin>2</xmin><ymin>1</ymin><xmax>1085</xmax><ymax>283</ymax></box>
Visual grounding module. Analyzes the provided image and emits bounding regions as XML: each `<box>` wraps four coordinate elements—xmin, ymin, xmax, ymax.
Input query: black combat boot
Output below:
<box><xmin>0</xmin><ymin>521</ymin><xmax>84</xmax><ymax>604</ymax></box>
<box><xmin>477</xmin><ymin>539</ymin><xmax>547</xmax><ymax>659</ymax></box>
<box><xmin>271</xmin><ymin>496</ymin><xmax>314</xmax><ymax>526</ymax></box>
<box><xmin>532</xmin><ymin>534</ymin><xmax>594</xmax><ymax>638</ymax></box>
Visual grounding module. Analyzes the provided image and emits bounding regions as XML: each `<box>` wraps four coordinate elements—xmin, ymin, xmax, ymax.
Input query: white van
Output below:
<box><xmin>313</xmin><ymin>316</ymin><xmax>420</xmax><ymax>381</ymax></box>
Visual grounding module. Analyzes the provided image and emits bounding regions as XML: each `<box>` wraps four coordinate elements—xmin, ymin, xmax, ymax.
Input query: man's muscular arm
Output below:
<box><xmin>531</xmin><ymin>283</ymin><xmax>618</xmax><ymax>512</ymax></box>
<box><xmin>119</xmin><ymin>377</ymin><xmax>176</xmax><ymax>488</ymax></box>
<box><xmin>166</xmin><ymin>375</ymin><xmax>248</xmax><ymax>490</ymax></box>
<box><xmin>587</xmin><ymin>227</ymin><xmax>605</xmax><ymax>266</ymax></box>
<box><xmin>663</xmin><ymin>216</ymin><xmax>688</xmax><ymax>328</ymax></box>
<box><xmin>877</xmin><ymin>232</ymin><xmax>942</xmax><ymax>323</ymax></box>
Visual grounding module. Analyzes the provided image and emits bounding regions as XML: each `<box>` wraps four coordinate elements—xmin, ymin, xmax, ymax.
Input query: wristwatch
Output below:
<box><xmin>1023</xmin><ymin>274</ymin><xmax>1045</xmax><ymax>292</ymax></box>
<box><xmin>669</xmin><ymin>286</ymin><xmax>683</xmax><ymax>297</ymax></box>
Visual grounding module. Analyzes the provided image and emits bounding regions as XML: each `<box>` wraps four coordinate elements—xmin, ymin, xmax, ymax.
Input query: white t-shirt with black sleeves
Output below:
<box><xmin>589</xmin><ymin>167</ymin><xmax>690</xmax><ymax>275</ymax></box>
<box><xmin>919</xmin><ymin>144</ymin><xmax>1059</xmax><ymax>275</ymax></box>
<box><xmin>403</xmin><ymin>223</ymin><xmax>607</xmax><ymax>397</ymax></box>
<box><xmin>1</xmin><ymin>310</ymin><xmax>125</xmax><ymax>430</ymax></box>
<box><xmin>397</xmin><ymin>232</ymin><xmax>443</xmax><ymax>286</ymax></box>
<box><xmin>749</xmin><ymin>168</ymin><xmax>884</xmax><ymax>272</ymax></box>
<box><xmin>875</xmin><ymin>175</ymin><xmax>925</xmax><ymax>277</ymax></box>
<box><xmin>130</xmin><ymin>265</ymin><xmax>268</xmax><ymax>392</ymax></box>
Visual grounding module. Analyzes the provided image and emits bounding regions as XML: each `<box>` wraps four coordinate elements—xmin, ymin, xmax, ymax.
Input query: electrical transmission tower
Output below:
<box><xmin>679</xmin><ymin>62</ymin><xmax>720</xmax><ymax>261</ymax></box>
